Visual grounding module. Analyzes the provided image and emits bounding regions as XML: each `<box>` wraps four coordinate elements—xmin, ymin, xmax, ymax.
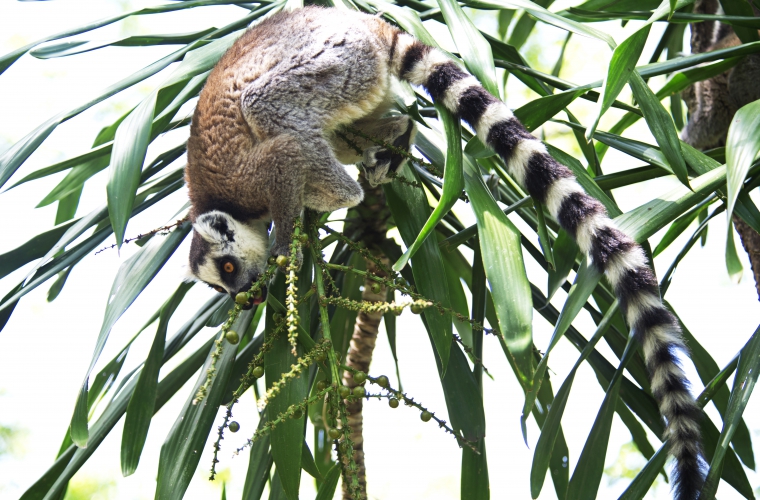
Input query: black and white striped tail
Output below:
<box><xmin>392</xmin><ymin>34</ymin><xmax>705</xmax><ymax>500</ymax></box>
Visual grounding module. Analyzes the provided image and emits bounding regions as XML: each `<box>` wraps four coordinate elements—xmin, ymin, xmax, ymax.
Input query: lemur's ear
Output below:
<box><xmin>193</xmin><ymin>211</ymin><xmax>235</xmax><ymax>244</ymax></box>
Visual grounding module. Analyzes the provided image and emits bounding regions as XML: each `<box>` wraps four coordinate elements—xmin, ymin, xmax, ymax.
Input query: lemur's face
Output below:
<box><xmin>188</xmin><ymin>211</ymin><xmax>269</xmax><ymax>309</ymax></box>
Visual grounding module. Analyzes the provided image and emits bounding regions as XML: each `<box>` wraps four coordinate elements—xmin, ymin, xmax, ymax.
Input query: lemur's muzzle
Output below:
<box><xmin>239</xmin><ymin>285</ymin><xmax>267</xmax><ymax>310</ymax></box>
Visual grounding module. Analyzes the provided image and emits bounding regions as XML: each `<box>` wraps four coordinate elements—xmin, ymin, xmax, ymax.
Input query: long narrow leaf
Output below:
<box><xmin>394</xmin><ymin>105</ymin><xmax>463</xmax><ymax>270</ymax></box>
<box><xmin>70</xmin><ymin>222</ymin><xmax>191</xmax><ymax>447</ymax></box>
<box><xmin>155</xmin><ymin>308</ymin><xmax>255</xmax><ymax>500</ymax></box>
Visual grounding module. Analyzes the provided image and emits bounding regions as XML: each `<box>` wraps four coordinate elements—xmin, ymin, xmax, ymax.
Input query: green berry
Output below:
<box><xmin>420</xmin><ymin>411</ymin><xmax>432</xmax><ymax>422</ymax></box>
<box><xmin>235</xmin><ymin>292</ymin><xmax>249</xmax><ymax>305</ymax></box>
<box><xmin>376</xmin><ymin>375</ymin><xmax>389</xmax><ymax>388</ymax></box>
<box><xmin>276</xmin><ymin>255</ymin><xmax>289</xmax><ymax>267</ymax></box>
<box><xmin>352</xmin><ymin>386</ymin><xmax>365</xmax><ymax>398</ymax></box>
<box><xmin>268</xmin><ymin>256</ymin><xmax>277</xmax><ymax>265</ymax></box>
<box><xmin>338</xmin><ymin>386</ymin><xmax>351</xmax><ymax>398</ymax></box>
<box><xmin>371</xmin><ymin>283</ymin><xmax>382</xmax><ymax>294</ymax></box>
<box><xmin>298</xmin><ymin>233</ymin><xmax>309</xmax><ymax>243</ymax></box>
<box><xmin>328</xmin><ymin>428</ymin><xmax>341</xmax><ymax>440</ymax></box>
<box><xmin>228</xmin><ymin>421</ymin><xmax>240</xmax><ymax>433</ymax></box>
<box><xmin>225</xmin><ymin>330</ymin><xmax>239</xmax><ymax>345</ymax></box>
<box><xmin>316</xmin><ymin>380</ymin><xmax>327</xmax><ymax>391</ymax></box>
<box><xmin>315</xmin><ymin>351</ymin><xmax>326</xmax><ymax>362</ymax></box>
<box><xmin>273</xmin><ymin>313</ymin><xmax>284</xmax><ymax>324</ymax></box>
<box><xmin>353</xmin><ymin>371</ymin><xmax>367</xmax><ymax>384</ymax></box>
<box><xmin>252</xmin><ymin>366</ymin><xmax>265</xmax><ymax>379</ymax></box>
<box><xmin>388</xmin><ymin>398</ymin><xmax>399</xmax><ymax>408</ymax></box>
<box><xmin>410</xmin><ymin>303</ymin><xmax>423</xmax><ymax>314</ymax></box>
<box><xmin>291</xmin><ymin>409</ymin><xmax>303</xmax><ymax>419</ymax></box>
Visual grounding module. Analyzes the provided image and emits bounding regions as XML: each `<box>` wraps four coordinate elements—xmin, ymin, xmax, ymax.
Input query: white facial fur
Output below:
<box><xmin>188</xmin><ymin>211</ymin><xmax>270</xmax><ymax>295</ymax></box>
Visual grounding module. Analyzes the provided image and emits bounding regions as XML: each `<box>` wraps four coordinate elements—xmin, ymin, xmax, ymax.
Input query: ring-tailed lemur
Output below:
<box><xmin>185</xmin><ymin>7</ymin><xmax>703</xmax><ymax>497</ymax></box>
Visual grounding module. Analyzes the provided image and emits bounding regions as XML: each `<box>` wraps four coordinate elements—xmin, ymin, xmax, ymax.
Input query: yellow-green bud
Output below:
<box><xmin>276</xmin><ymin>255</ymin><xmax>288</xmax><ymax>267</ymax></box>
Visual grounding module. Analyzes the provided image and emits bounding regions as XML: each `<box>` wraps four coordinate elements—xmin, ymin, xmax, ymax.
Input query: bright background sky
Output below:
<box><xmin>1</xmin><ymin>1</ymin><xmax>759</xmax><ymax>499</ymax></box>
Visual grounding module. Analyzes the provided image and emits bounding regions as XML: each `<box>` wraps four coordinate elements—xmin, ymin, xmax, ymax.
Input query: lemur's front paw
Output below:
<box><xmin>361</xmin><ymin>120</ymin><xmax>416</xmax><ymax>187</ymax></box>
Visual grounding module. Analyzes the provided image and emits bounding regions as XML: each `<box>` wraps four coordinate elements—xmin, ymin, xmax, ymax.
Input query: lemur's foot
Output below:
<box><xmin>362</xmin><ymin>119</ymin><xmax>416</xmax><ymax>187</ymax></box>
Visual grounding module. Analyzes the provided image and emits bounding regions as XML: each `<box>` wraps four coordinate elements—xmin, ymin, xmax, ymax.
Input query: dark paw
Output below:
<box><xmin>361</xmin><ymin>121</ymin><xmax>416</xmax><ymax>187</ymax></box>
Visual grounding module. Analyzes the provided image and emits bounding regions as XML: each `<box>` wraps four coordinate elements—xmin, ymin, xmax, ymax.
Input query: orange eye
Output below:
<box><xmin>213</xmin><ymin>285</ymin><xmax>225</xmax><ymax>293</ymax></box>
<box><xmin>223</xmin><ymin>262</ymin><xmax>235</xmax><ymax>273</ymax></box>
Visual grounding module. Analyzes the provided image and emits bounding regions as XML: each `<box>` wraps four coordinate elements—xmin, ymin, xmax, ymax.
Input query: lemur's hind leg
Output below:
<box><xmin>303</xmin><ymin>137</ymin><xmax>364</xmax><ymax>213</ymax></box>
<box><xmin>332</xmin><ymin>115</ymin><xmax>416</xmax><ymax>187</ymax></box>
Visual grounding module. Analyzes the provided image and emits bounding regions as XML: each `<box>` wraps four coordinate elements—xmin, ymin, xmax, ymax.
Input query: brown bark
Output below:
<box><xmin>341</xmin><ymin>174</ymin><xmax>391</xmax><ymax>499</ymax></box>
<box><xmin>683</xmin><ymin>10</ymin><xmax>760</xmax><ymax>300</ymax></box>
<box><xmin>733</xmin><ymin>216</ymin><xmax>760</xmax><ymax>300</ymax></box>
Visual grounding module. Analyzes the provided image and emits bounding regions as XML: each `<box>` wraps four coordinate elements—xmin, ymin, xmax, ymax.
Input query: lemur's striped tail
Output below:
<box><xmin>391</xmin><ymin>34</ymin><xmax>705</xmax><ymax>500</ymax></box>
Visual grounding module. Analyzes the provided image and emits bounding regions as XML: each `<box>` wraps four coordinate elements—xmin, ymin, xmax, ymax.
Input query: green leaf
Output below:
<box><xmin>462</xmin><ymin>441</ymin><xmax>490</xmax><ymax>500</ymax></box>
<box><xmin>465</xmin><ymin>0</ymin><xmax>615</xmax><ymax>47</ymax></box>
<box><xmin>587</xmin><ymin>27</ymin><xmax>650</xmax><ymax>140</ymax></box>
<box><xmin>242</xmin><ymin>418</ymin><xmax>272</xmax><ymax>500</ymax></box>
<box><xmin>533</xmin><ymin>200</ymin><xmax>556</xmax><ymax>269</ymax></box>
<box><xmin>70</xmin><ymin>222</ymin><xmax>190</xmax><ymax>447</ymax></box>
<box><xmin>725</xmin><ymin>221</ymin><xmax>745</xmax><ymax>283</ymax></box>
<box><xmin>725</xmin><ymin>98</ymin><xmax>760</xmax><ymax>228</ymax></box>
<box><xmin>514</xmin><ymin>88</ymin><xmax>588</xmax><ymax>132</ymax></box>
<box><xmin>315</xmin><ymin>463</ymin><xmax>342</xmax><ymax>500</ymax></box>
<box><xmin>672</xmin><ymin>308</ymin><xmax>755</xmax><ymax>469</ymax></box>
<box><xmin>394</xmin><ymin>105</ymin><xmax>464</xmax><ymax>270</ymax></box>
<box><xmin>155</xmin><ymin>308</ymin><xmax>255</xmax><ymax>500</ymax></box>
<box><xmin>653</xmin><ymin>202</ymin><xmax>708</xmax><ymax>257</ymax></box>
<box><xmin>615</xmin><ymin>165</ymin><xmax>727</xmax><ymax>242</ymax></box>
<box><xmin>36</xmin><ymin>309</ymin><xmax>222</xmax><ymax>500</ymax></box>
<box><xmin>436</xmin><ymin>0</ymin><xmax>499</xmax><ymax>97</ymax></box>
<box><xmin>701</xmin><ymin>324</ymin><xmax>760</xmax><ymax>497</ymax></box>
<box><xmin>0</xmin><ymin>0</ymin><xmax>253</xmax><ymax>75</ymax></box>
<box><xmin>108</xmin><ymin>92</ymin><xmax>158</xmax><ymax>248</ymax></box>
<box><xmin>121</xmin><ymin>282</ymin><xmax>192</xmax><ymax>476</ymax></box>
<box><xmin>525</xmin><ymin>259</ymin><xmax>602</xmax><ymax>441</ymax></box>
<box><xmin>385</xmin><ymin>164</ymin><xmax>453</xmax><ymax>371</ymax></box>
<box><xmin>463</xmin><ymin>156</ymin><xmax>533</xmax><ymax>386</ymax></box>
<box><xmin>546</xmin><ymin>230</ymin><xmax>579</xmax><ymax>300</ymax></box>
<box><xmin>0</xmin><ymin>220</ymin><xmax>76</xmax><ymax>281</ymax></box>
<box><xmin>566</xmin><ymin>337</ymin><xmax>636</xmax><ymax>499</ymax></box>
<box><xmin>529</xmin><ymin>302</ymin><xmax>618</xmax><ymax>498</ymax></box>
<box><xmin>265</xmin><ymin>272</ymin><xmax>308</xmax><ymax>500</ymax></box>
<box><xmin>30</xmin><ymin>29</ymin><xmax>217</xmax><ymax>59</ymax></box>
<box><xmin>628</xmin><ymin>72</ymin><xmax>690</xmax><ymax>188</ymax></box>
<box><xmin>372</xmin><ymin>1</ymin><xmax>438</xmax><ymax>47</ymax></box>
<box><xmin>330</xmin><ymin>252</ymin><xmax>365</xmax><ymax>359</ymax></box>
<box><xmin>300</xmin><ymin>441</ymin><xmax>322</xmax><ymax>480</ymax></box>
<box><xmin>719</xmin><ymin>0</ymin><xmax>760</xmax><ymax>43</ymax></box>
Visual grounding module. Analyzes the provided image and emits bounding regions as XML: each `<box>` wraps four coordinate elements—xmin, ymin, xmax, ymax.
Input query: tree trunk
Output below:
<box><xmin>341</xmin><ymin>174</ymin><xmax>391</xmax><ymax>499</ymax></box>
<box><xmin>682</xmin><ymin>4</ymin><xmax>760</xmax><ymax>300</ymax></box>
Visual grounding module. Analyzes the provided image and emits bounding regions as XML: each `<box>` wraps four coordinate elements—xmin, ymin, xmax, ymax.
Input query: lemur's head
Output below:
<box><xmin>187</xmin><ymin>211</ymin><xmax>269</xmax><ymax>309</ymax></box>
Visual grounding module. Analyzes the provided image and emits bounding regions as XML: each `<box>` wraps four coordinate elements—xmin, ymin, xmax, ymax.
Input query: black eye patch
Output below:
<box><xmin>215</xmin><ymin>257</ymin><xmax>239</xmax><ymax>285</ymax></box>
